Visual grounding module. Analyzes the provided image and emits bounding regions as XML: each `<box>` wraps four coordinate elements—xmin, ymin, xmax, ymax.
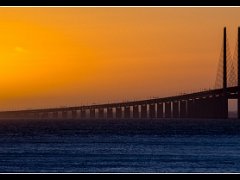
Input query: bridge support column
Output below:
<box><xmin>6</xmin><ymin>113</ymin><xmax>11</xmax><ymax>119</ymax></box>
<box><xmin>149</xmin><ymin>103</ymin><xmax>155</xmax><ymax>119</ymax></box>
<box><xmin>18</xmin><ymin>112</ymin><xmax>23</xmax><ymax>119</ymax></box>
<box><xmin>203</xmin><ymin>97</ymin><xmax>212</xmax><ymax>119</ymax></box>
<box><xmin>39</xmin><ymin>113</ymin><xmax>42</xmax><ymax>119</ymax></box>
<box><xmin>90</xmin><ymin>108</ymin><xmax>95</xmax><ymax>119</ymax></box>
<box><xmin>98</xmin><ymin>108</ymin><xmax>104</xmax><ymax>119</ymax></box>
<box><xmin>5</xmin><ymin>113</ymin><xmax>11</xmax><ymax>119</ymax></box>
<box><xmin>180</xmin><ymin>100</ymin><xmax>187</xmax><ymax>118</ymax></box>
<box><xmin>11</xmin><ymin>113</ymin><xmax>16</xmax><ymax>119</ymax></box>
<box><xmin>24</xmin><ymin>113</ymin><xmax>29</xmax><ymax>119</ymax></box>
<box><xmin>165</xmin><ymin>102</ymin><xmax>171</xmax><ymax>118</ymax></box>
<box><xmin>25</xmin><ymin>113</ymin><xmax>30</xmax><ymax>119</ymax></box>
<box><xmin>53</xmin><ymin>111</ymin><xmax>58</xmax><ymax>119</ymax></box>
<box><xmin>211</xmin><ymin>96</ymin><xmax>228</xmax><ymax>119</ymax></box>
<box><xmin>187</xmin><ymin>99</ymin><xmax>195</xmax><ymax>118</ymax></box>
<box><xmin>34</xmin><ymin>113</ymin><xmax>40</xmax><ymax>119</ymax></box>
<box><xmin>198</xmin><ymin>98</ymin><xmax>207</xmax><ymax>118</ymax></box>
<box><xmin>213</xmin><ymin>96</ymin><xmax>221</xmax><ymax>119</ymax></box>
<box><xmin>212</xmin><ymin>97</ymin><xmax>219</xmax><ymax>119</ymax></box>
<box><xmin>21</xmin><ymin>113</ymin><xmax>26</xmax><ymax>119</ymax></box>
<box><xmin>203</xmin><ymin>98</ymin><xmax>210</xmax><ymax>119</ymax></box>
<box><xmin>204</xmin><ymin>97</ymin><xmax>216</xmax><ymax>119</ymax></box>
<box><xmin>31</xmin><ymin>113</ymin><xmax>35</xmax><ymax>119</ymax></box>
<box><xmin>81</xmin><ymin>109</ymin><xmax>86</xmax><ymax>119</ymax></box>
<box><xmin>221</xmin><ymin>96</ymin><xmax>228</xmax><ymax>119</ymax></box>
<box><xmin>198</xmin><ymin>98</ymin><xmax>209</xmax><ymax>119</ymax></box>
<box><xmin>133</xmin><ymin>105</ymin><xmax>139</xmax><ymax>118</ymax></box>
<box><xmin>194</xmin><ymin>98</ymin><xmax>202</xmax><ymax>118</ymax></box>
<box><xmin>42</xmin><ymin>112</ymin><xmax>49</xmax><ymax>119</ymax></box>
<box><xmin>141</xmin><ymin>104</ymin><xmax>147</xmax><ymax>118</ymax></box>
<box><xmin>238</xmin><ymin>27</ymin><xmax>240</xmax><ymax>119</ymax></box>
<box><xmin>72</xmin><ymin>110</ymin><xmax>77</xmax><ymax>119</ymax></box>
<box><xmin>116</xmin><ymin>107</ymin><xmax>122</xmax><ymax>119</ymax></box>
<box><xmin>124</xmin><ymin>106</ymin><xmax>130</xmax><ymax>119</ymax></box>
<box><xmin>200</xmin><ymin>98</ymin><xmax>205</xmax><ymax>118</ymax></box>
<box><xmin>172</xmin><ymin>101</ymin><xmax>179</xmax><ymax>118</ymax></box>
<box><xmin>211</xmin><ymin>97</ymin><xmax>219</xmax><ymax>119</ymax></box>
<box><xmin>62</xmin><ymin>111</ymin><xmax>67</xmax><ymax>119</ymax></box>
<box><xmin>157</xmin><ymin>103</ymin><xmax>163</xmax><ymax>118</ymax></box>
<box><xmin>107</xmin><ymin>107</ymin><xmax>113</xmax><ymax>119</ymax></box>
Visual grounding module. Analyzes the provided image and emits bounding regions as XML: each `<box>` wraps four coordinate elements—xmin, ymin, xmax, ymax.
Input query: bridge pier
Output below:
<box><xmin>199</xmin><ymin>98</ymin><xmax>205</xmax><ymax>118</ymax></box>
<box><xmin>98</xmin><ymin>108</ymin><xmax>104</xmax><ymax>119</ymax></box>
<box><xmin>211</xmin><ymin>97</ymin><xmax>219</xmax><ymax>118</ymax></box>
<box><xmin>115</xmin><ymin>107</ymin><xmax>122</xmax><ymax>119</ymax></box>
<box><xmin>21</xmin><ymin>113</ymin><xmax>25</xmax><ymax>119</ymax></box>
<box><xmin>81</xmin><ymin>109</ymin><xmax>86</xmax><ymax>119</ymax></box>
<box><xmin>157</xmin><ymin>103</ymin><xmax>163</xmax><ymax>118</ymax></box>
<box><xmin>107</xmin><ymin>107</ymin><xmax>113</xmax><ymax>119</ymax></box>
<box><xmin>62</xmin><ymin>111</ymin><xmax>67</xmax><ymax>119</ymax></box>
<box><xmin>25</xmin><ymin>112</ymin><xmax>31</xmax><ymax>119</ymax></box>
<box><xmin>201</xmin><ymin>98</ymin><xmax>206</xmax><ymax>118</ymax></box>
<box><xmin>141</xmin><ymin>104</ymin><xmax>147</xmax><ymax>118</ymax></box>
<box><xmin>33</xmin><ymin>112</ymin><xmax>39</xmax><ymax>119</ymax></box>
<box><xmin>195</xmin><ymin>98</ymin><xmax>202</xmax><ymax>118</ymax></box>
<box><xmin>213</xmin><ymin>98</ymin><xmax>220</xmax><ymax>119</ymax></box>
<box><xmin>209</xmin><ymin>95</ymin><xmax>227</xmax><ymax>119</ymax></box>
<box><xmin>187</xmin><ymin>99</ymin><xmax>195</xmax><ymax>118</ymax></box>
<box><xmin>18</xmin><ymin>112</ymin><xmax>23</xmax><ymax>119</ymax></box>
<box><xmin>172</xmin><ymin>101</ymin><xmax>179</xmax><ymax>118</ymax></box>
<box><xmin>219</xmin><ymin>96</ymin><xmax>228</xmax><ymax>119</ymax></box>
<box><xmin>90</xmin><ymin>108</ymin><xmax>95</xmax><ymax>119</ymax></box>
<box><xmin>180</xmin><ymin>100</ymin><xmax>187</xmax><ymax>118</ymax></box>
<box><xmin>149</xmin><ymin>103</ymin><xmax>155</xmax><ymax>119</ymax></box>
<box><xmin>204</xmin><ymin>97</ymin><xmax>216</xmax><ymax>119</ymax></box>
<box><xmin>28</xmin><ymin>113</ymin><xmax>33</xmax><ymax>119</ymax></box>
<box><xmin>115</xmin><ymin>107</ymin><xmax>121</xmax><ymax>119</ymax></box>
<box><xmin>124</xmin><ymin>106</ymin><xmax>131</xmax><ymax>119</ymax></box>
<box><xmin>72</xmin><ymin>110</ymin><xmax>77</xmax><ymax>119</ymax></box>
<box><xmin>197</xmin><ymin>97</ymin><xmax>209</xmax><ymax>119</ymax></box>
<box><xmin>203</xmin><ymin>98</ymin><xmax>210</xmax><ymax>119</ymax></box>
<box><xmin>5</xmin><ymin>113</ymin><xmax>10</xmax><ymax>119</ymax></box>
<box><xmin>41</xmin><ymin>112</ymin><xmax>48</xmax><ymax>119</ymax></box>
<box><xmin>53</xmin><ymin>111</ymin><xmax>58</xmax><ymax>119</ymax></box>
<box><xmin>133</xmin><ymin>105</ymin><xmax>139</xmax><ymax>118</ymax></box>
<box><xmin>165</xmin><ymin>102</ymin><xmax>171</xmax><ymax>118</ymax></box>
<box><xmin>31</xmin><ymin>113</ymin><xmax>36</xmax><ymax>119</ymax></box>
<box><xmin>202</xmin><ymin>97</ymin><xmax>210</xmax><ymax>119</ymax></box>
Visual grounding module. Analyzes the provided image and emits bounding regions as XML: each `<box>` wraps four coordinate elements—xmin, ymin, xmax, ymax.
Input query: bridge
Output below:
<box><xmin>0</xmin><ymin>27</ymin><xmax>240</xmax><ymax>120</ymax></box>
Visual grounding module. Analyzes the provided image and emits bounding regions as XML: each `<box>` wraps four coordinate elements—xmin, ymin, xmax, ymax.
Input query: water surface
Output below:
<box><xmin>0</xmin><ymin>118</ymin><xmax>239</xmax><ymax>173</ymax></box>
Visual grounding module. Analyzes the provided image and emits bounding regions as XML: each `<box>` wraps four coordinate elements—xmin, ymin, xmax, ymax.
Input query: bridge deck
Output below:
<box><xmin>0</xmin><ymin>86</ymin><xmax>238</xmax><ymax>114</ymax></box>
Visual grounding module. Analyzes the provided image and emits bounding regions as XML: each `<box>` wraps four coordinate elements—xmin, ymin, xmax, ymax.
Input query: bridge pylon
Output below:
<box><xmin>222</xmin><ymin>27</ymin><xmax>228</xmax><ymax>119</ymax></box>
<box><xmin>238</xmin><ymin>27</ymin><xmax>240</xmax><ymax>119</ymax></box>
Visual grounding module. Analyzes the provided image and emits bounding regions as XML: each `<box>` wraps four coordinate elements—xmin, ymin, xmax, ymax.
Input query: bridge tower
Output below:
<box><xmin>223</xmin><ymin>27</ymin><xmax>227</xmax><ymax>90</ymax></box>
<box><xmin>238</xmin><ymin>27</ymin><xmax>240</xmax><ymax>119</ymax></box>
<box><xmin>222</xmin><ymin>27</ymin><xmax>228</xmax><ymax>119</ymax></box>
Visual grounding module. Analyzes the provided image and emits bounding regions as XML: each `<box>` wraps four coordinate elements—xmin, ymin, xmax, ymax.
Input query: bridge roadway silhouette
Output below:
<box><xmin>0</xmin><ymin>27</ymin><xmax>240</xmax><ymax>120</ymax></box>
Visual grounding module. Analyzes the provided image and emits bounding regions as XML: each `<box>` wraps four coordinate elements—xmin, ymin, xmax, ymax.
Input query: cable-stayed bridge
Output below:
<box><xmin>0</xmin><ymin>27</ymin><xmax>240</xmax><ymax>120</ymax></box>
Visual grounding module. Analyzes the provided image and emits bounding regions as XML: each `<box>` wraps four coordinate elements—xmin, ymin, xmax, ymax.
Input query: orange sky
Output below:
<box><xmin>0</xmin><ymin>7</ymin><xmax>240</xmax><ymax>111</ymax></box>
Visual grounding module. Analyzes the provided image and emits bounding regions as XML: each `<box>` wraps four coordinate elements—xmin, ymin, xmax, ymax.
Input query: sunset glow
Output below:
<box><xmin>0</xmin><ymin>7</ymin><xmax>240</xmax><ymax>110</ymax></box>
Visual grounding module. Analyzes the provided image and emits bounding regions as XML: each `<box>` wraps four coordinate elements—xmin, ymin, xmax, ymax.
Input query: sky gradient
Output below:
<box><xmin>0</xmin><ymin>7</ymin><xmax>240</xmax><ymax>111</ymax></box>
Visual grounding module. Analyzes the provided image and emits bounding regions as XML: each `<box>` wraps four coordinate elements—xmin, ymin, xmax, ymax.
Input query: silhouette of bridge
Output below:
<box><xmin>0</xmin><ymin>27</ymin><xmax>240</xmax><ymax>120</ymax></box>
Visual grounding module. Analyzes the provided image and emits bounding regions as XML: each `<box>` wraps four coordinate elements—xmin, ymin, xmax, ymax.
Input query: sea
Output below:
<box><xmin>0</xmin><ymin>118</ymin><xmax>240</xmax><ymax>173</ymax></box>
